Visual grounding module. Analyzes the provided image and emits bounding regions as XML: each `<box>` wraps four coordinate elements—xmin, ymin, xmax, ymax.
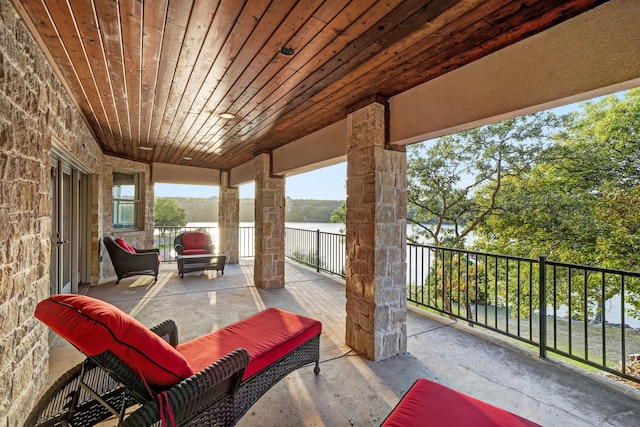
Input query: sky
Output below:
<box><xmin>154</xmin><ymin>162</ymin><xmax>347</xmax><ymax>200</ymax></box>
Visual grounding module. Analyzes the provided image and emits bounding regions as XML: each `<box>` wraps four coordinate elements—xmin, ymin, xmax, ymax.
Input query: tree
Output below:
<box><xmin>407</xmin><ymin>111</ymin><xmax>564</xmax><ymax>248</ymax></box>
<box><xmin>154</xmin><ymin>197</ymin><xmax>187</xmax><ymax>232</ymax></box>
<box><xmin>473</xmin><ymin>89</ymin><xmax>640</xmax><ymax>318</ymax></box>
<box><xmin>475</xmin><ymin>90</ymin><xmax>640</xmax><ymax>265</ymax></box>
<box><xmin>330</xmin><ymin>202</ymin><xmax>346</xmax><ymax>224</ymax></box>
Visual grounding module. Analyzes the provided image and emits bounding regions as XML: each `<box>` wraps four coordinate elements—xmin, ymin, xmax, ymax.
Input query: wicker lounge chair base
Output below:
<box><xmin>234</xmin><ymin>335</ymin><xmax>320</xmax><ymax>420</ymax></box>
<box><xmin>27</xmin><ymin>295</ymin><xmax>322</xmax><ymax>427</ymax></box>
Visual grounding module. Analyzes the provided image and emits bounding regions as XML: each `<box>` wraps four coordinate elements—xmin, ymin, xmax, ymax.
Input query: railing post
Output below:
<box><xmin>539</xmin><ymin>255</ymin><xmax>547</xmax><ymax>359</ymax></box>
<box><xmin>316</xmin><ymin>229</ymin><xmax>321</xmax><ymax>272</ymax></box>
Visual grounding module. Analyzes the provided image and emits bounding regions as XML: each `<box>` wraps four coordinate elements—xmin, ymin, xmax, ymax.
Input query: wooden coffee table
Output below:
<box><xmin>176</xmin><ymin>254</ymin><xmax>226</xmax><ymax>278</ymax></box>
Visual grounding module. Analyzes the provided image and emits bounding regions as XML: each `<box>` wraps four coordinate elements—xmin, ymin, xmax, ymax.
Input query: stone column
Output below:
<box><xmin>218</xmin><ymin>170</ymin><xmax>239</xmax><ymax>264</ymax></box>
<box><xmin>345</xmin><ymin>98</ymin><xmax>407</xmax><ymax>361</ymax></box>
<box><xmin>254</xmin><ymin>152</ymin><xmax>286</xmax><ymax>288</ymax></box>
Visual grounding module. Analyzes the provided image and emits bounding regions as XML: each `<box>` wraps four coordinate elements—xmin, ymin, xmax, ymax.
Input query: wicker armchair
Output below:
<box><xmin>174</xmin><ymin>231</ymin><xmax>215</xmax><ymax>256</ymax></box>
<box><xmin>103</xmin><ymin>235</ymin><xmax>160</xmax><ymax>283</ymax></box>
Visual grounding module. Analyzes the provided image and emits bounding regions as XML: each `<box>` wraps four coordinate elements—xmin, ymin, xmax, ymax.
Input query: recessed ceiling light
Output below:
<box><xmin>138</xmin><ymin>146</ymin><xmax>153</xmax><ymax>151</ymax></box>
<box><xmin>220</xmin><ymin>112</ymin><xmax>235</xmax><ymax>119</ymax></box>
<box><xmin>280</xmin><ymin>46</ymin><xmax>295</xmax><ymax>56</ymax></box>
<box><xmin>183</xmin><ymin>157</ymin><xmax>192</xmax><ymax>161</ymax></box>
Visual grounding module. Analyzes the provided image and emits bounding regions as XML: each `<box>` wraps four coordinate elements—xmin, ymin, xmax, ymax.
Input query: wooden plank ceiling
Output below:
<box><xmin>14</xmin><ymin>0</ymin><xmax>607</xmax><ymax>170</ymax></box>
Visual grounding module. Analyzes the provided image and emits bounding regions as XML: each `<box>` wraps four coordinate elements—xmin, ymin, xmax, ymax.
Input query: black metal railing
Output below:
<box><xmin>284</xmin><ymin>228</ymin><xmax>346</xmax><ymax>278</ymax></box>
<box><xmin>154</xmin><ymin>226</ymin><xmax>256</xmax><ymax>260</ymax></box>
<box><xmin>407</xmin><ymin>243</ymin><xmax>640</xmax><ymax>384</ymax></box>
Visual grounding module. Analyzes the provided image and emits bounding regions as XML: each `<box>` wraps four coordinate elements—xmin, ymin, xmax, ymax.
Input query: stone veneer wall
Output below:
<box><xmin>0</xmin><ymin>0</ymin><xmax>104</xmax><ymax>424</ymax></box>
<box><xmin>100</xmin><ymin>156</ymin><xmax>154</xmax><ymax>280</ymax></box>
<box><xmin>218</xmin><ymin>171</ymin><xmax>239</xmax><ymax>264</ymax></box>
<box><xmin>345</xmin><ymin>101</ymin><xmax>407</xmax><ymax>361</ymax></box>
<box><xmin>254</xmin><ymin>153</ymin><xmax>285</xmax><ymax>288</ymax></box>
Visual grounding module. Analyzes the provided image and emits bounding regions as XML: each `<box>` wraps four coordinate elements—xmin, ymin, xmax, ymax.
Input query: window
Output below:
<box><xmin>112</xmin><ymin>171</ymin><xmax>140</xmax><ymax>229</ymax></box>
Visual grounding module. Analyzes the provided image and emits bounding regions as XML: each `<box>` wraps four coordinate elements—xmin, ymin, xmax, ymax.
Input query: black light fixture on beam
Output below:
<box><xmin>280</xmin><ymin>46</ymin><xmax>295</xmax><ymax>56</ymax></box>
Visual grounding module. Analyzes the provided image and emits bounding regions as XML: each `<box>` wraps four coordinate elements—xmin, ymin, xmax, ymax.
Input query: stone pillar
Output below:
<box><xmin>345</xmin><ymin>98</ymin><xmax>407</xmax><ymax>361</ymax></box>
<box><xmin>254</xmin><ymin>152</ymin><xmax>286</xmax><ymax>288</ymax></box>
<box><xmin>218</xmin><ymin>171</ymin><xmax>239</xmax><ymax>264</ymax></box>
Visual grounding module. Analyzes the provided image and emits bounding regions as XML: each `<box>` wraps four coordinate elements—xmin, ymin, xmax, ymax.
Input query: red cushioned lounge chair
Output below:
<box><xmin>26</xmin><ymin>294</ymin><xmax>321</xmax><ymax>427</ymax></box>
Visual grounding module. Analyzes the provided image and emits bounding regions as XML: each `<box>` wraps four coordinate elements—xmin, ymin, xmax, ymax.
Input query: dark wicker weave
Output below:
<box><xmin>25</xmin><ymin>321</ymin><xmax>249</xmax><ymax>427</ymax></box>
<box><xmin>26</xmin><ymin>318</ymin><xmax>321</xmax><ymax>426</ymax></box>
<box><xmin>122</xmin><ymin>349</ymin><xmax>248</xmax><ymax>427</ymax></box>
<box><xmin>103</xmin><ymin>235</ymin><xmax>160</xmax><ymax>284</ymax></box>
<box><xmin>24</xmin><ymin>358</ymin><xmax>135</xmax><ymax>427</ymax></box>
<box><xmin>234</xmin><ymin>335</ymin><xmax>321</xmax><ymax>420</ymax></box>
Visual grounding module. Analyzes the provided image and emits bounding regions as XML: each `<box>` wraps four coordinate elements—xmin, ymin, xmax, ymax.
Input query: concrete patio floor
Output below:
<box><xmin>44</xmin><ymin>259</ymin><xmax>640</xmax><ymax>426</ymax></box>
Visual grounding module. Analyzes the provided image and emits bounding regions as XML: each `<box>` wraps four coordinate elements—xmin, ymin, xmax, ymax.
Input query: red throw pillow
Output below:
<box><xmin>115</xmin><ymin>238</ymin><xmax>136</xmax><ymax>254</ymax></box>
<box><xmin>181</xmin><ymin>232</ymin><xmax>208</xmax><ymax>250</ymax></box>
<box><xmin>35</xmin><ymin>294</ymin><xmax>194</xmax><ymax>388</ymax></box>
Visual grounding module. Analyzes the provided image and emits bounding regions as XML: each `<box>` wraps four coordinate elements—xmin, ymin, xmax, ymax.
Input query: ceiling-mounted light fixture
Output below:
<box><xmin>220</xmin><ymin>112</ymin><xmax>235</xmax><ymax>119</ymax></box>
<box><xmin>279</xmin><ymin>46</ymin><xmax>295</xmax><ymax>56</ymax></box>
<box><xmin>183</xmin><ymin>157</ymin><xmax>192</xmax><ymax>161</ymax></box>
<box><xmin>138</xmin><ymin>146</ymin><xmax>153</xmax><ymax>151</ymax></box>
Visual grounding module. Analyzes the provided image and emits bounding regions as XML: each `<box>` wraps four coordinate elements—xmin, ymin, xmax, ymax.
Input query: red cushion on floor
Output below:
<box><xmin>115</xmin><ymin>237</ymin><xmax>135</xmax><ymax>253</ymax></box>
<box><xmin>181</xmin><ymin>232</ymin><xmax>209</xmax><ymax>250</ymax></box>
<box><xmin>35</xmin><ymin>294</ymin><xmax>194</xmax><ymax>388</ymax></box>
<box><xmin>177</xmin><ymin>307</ymin><xmax>322</xmax><ymax>380</ymax></box>
<box><xmin>381</xmin><ymin>378</ymin><xmax>540</xmax><ymax>427</ymax></box>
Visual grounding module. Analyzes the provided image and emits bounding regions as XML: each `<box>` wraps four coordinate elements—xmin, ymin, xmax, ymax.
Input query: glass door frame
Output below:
<box><xmin>50</xmin><ymin>152</ymin><xmax>91</xmax><ymax>295</ymax></box>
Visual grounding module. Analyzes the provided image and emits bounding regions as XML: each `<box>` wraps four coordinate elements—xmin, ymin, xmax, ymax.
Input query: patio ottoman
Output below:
<box><xmin>381</xmin><ymin>378</ymin><xmax>540</xmax><ymax>427</ymax></box>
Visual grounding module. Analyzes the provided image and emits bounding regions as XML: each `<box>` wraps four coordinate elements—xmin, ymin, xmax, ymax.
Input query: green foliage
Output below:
<box><xmin>407</xmin><ymin>111</ymin><xmax>563</xmax><ymax>248</ymax></box>
<box><xmin>330</xmin><ymin>201</ymin><xmax>345</xmax><ymax>223</ymax></box>
<box><xmin>474</xmin><ymin>90</ymin><xmax>640</xmax><ymax>268</ymax></box>
<box><xmin>330</xmin><ymin>202</ymin><xmax>346</xmax><ymax>233</ymax></box>
<box><xmin>154</xmin><ymin>197</ymin><xmax>187</xmax><ymax>227</ymax></box>
<box><xmin>291</xmin><ymin>249</ymin><xmax>324</xmax><ymax>269</ymax></box>
<box><xmin>409</xmin><ymin>89</ymin><xmax>640</xmax><ymax>318</ymax></box>
<box><xmin>285</xmin><ymin>199</ymin><xmax>343</xmax><ymax>222</ymax></box>
<box><xmin>471</xmin><ymin>89</ymin><xmax>640</xmax><ymax>315</ymax></box>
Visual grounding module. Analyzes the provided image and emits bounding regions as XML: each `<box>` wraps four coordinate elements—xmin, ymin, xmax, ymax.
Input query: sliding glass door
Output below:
<box><xmin>50</xmin><ymin>155</ymin><xmax>89</xmax><ymax>295</ymax></box>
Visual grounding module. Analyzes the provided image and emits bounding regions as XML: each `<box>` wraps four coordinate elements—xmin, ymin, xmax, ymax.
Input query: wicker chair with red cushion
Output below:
<box><xmin>174</xmin><ymin>231</ymin><xmax>215</xmax><ymax>256</ymax></box>
<box><xmin>27</xmin><ymin>294</ymin><xmax>322</xmax><ymax>426</ymax></box>
<box><xmin>103</xmin><ymin>235</ymin><xmax>161</xmax><ymax>284</ymax></box>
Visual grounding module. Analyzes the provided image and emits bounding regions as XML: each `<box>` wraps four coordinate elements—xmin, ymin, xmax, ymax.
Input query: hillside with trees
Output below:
<box><xmin>156</xmin><ymin>197</ymin><xmax>343</xmax><ymax>223</ymax></box>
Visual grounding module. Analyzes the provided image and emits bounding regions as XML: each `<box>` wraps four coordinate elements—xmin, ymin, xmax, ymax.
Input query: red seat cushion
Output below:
<box><xmin>183</xmin><ymin>248</ymin><xmax>210</xmax><ymax>255</ymax></box>
<box><xmin>181</xmin><ymin>232</ymin><xmax>209</xmax><ymax>250</ymax></box>
<box><xmin>115</xmin><ymin>237</ymin><xmax>135</xmax><ymax>253</ymax></box>
<box><xmin>177</xmin><ymin>307</ymin><xmax>322</xmax><ymax>380</ymax></box>
<box><xmin>381</xmin><ymin>378</ymin><xmax>540</xmax><ymax>427</ymax></box>
<box><xmin>35</xmin><ymin>295</ymin><xmax>194</xmax><ymax>388</ymax></box>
